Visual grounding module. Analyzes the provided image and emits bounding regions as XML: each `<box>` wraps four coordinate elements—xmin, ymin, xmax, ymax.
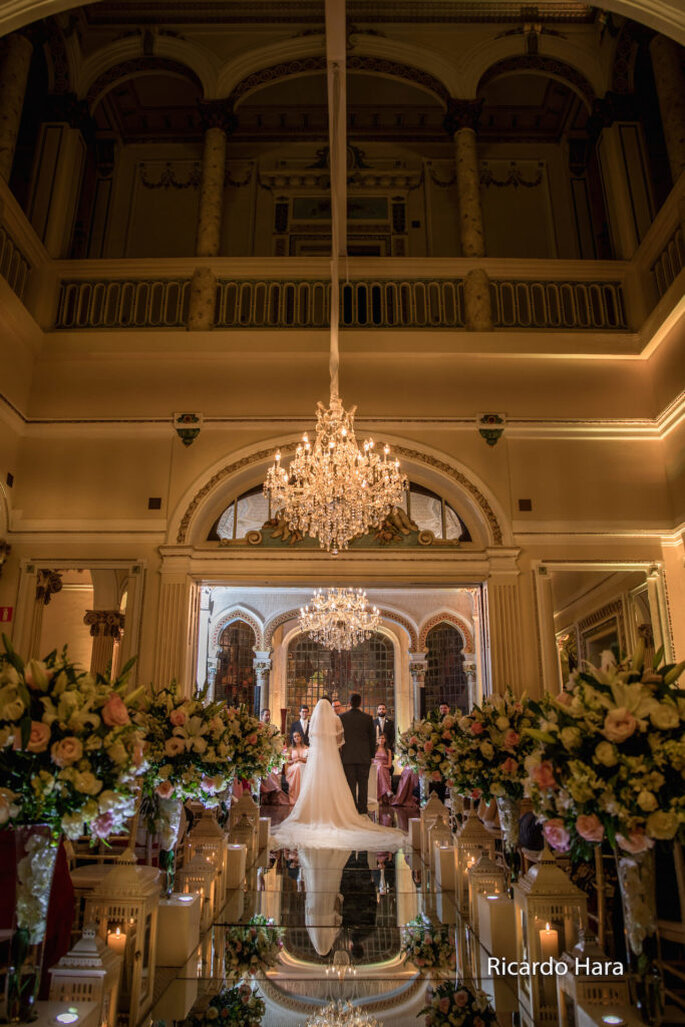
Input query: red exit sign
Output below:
<box><xmin>0</xmin><ymin>607</ymin><xmax>13</xmax><ymax>623</ymax></box>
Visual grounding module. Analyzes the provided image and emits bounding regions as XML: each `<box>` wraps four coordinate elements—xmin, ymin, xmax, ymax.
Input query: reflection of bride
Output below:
<box><xmin>299</xmin><ymin>848</ymin><xmax>350</xmax><ymax>956</ymax></box>
<box><xmin>271</xmin><ymin>698</ymin><xmax>405</xmax><ymax>851</ymax></box>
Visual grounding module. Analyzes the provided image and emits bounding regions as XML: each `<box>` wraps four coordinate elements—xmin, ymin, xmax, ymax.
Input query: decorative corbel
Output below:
<box><xmin>477</xmin><ymin>413</ymin><xmax>506</xmax><ymax>447</ymax></box>
<box><xmin>174</xmin><ymin>412</ymin><xmax>203</xmax><ymax>447</ymax></box>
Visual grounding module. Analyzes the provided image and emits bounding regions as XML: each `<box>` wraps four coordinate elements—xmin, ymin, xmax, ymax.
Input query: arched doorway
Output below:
<box><xmin>286</xmin><ymin>632</ymin><xmax>395</xmax><ymax>723</ymax></box>
<box><xmin>216</xmin><ymin>619</ymin><xmax>255</xmax><ymax>707</ymax></box>
<box><xmin>424</xmin><ymin>622</ymin><xmax>467</xmax><ymax>715</ymax></box>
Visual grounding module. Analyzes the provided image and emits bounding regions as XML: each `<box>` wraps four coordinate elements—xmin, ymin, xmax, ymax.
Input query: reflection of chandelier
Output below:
<box><xmin>264</xmin><ymin>397</ymin><xmax>407</xmax><ymax>554</ymax></box>
<box><xmin>305</xmin><ymin>1000</ymin><xmax>380</xmax><ymax>1027</ymax></box>
<box><xmin>299</xmin><ymin>588</ymin><xmax>381</xmax><ymax>651</ymax></box>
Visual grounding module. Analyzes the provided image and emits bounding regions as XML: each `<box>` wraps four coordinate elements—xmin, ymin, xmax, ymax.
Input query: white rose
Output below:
<box><xmin>0</xmin><ymin>685</ymin><xmax>24</xmax><ymax>721</ymax></box>
<box><xmin>560</xmin><ymin>727</ymin><xmax>582</xmax><ymax>750</ymax></box>
<box><xmin>61</xmin><ymin>812</ymin><xmax>85</xmax><ymax>839</ymax></box>
<box><xmin>496</xmin><ymin>716</ymin><xmax>510</xmax><ymax>731</ymax></box>
<box><xmin>637</xmin><ymin>790</ymin><xmax>658</xmax><ymax>812</ymax></box>
<box><xmin>646</xmin><ymin>810</ymin><xmax>679</xmax><ymax>839</ymax></box>
<box><xmin>0</xmin><ymin>666</ymin><xmax>20</xmax><ymax>686</ymax></box>
<box><xmin>594</xmin><ymin>741</ymin><xmax>618</xmax><ymax>767</ymax></box>
<box><xmin>650</xmin><ymin>703</ymin><xmax>680</xmax><ymax>731</ymax></box>
<box><xmin>72</xmin><ymin>771</ymin><xmax>102</xmax><ymax>796</ymax></box>
<box><xmin>480</xmin><ymin>741</ymin><xmax>494</xmax><ymax>760</ymax></box>
<box><xmin>0</xmin><ymin>787</ymin><xmax>20</xmax><ymax>825</ymax></box>
<box><xmin>97</xmin><ymin>790</ymin><xmax>122</xmax><ymax>812</ymax></box>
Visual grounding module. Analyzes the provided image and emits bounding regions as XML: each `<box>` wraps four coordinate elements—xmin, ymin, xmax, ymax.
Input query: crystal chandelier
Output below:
<box><xmin>263</xmin><ymin>52</ymin><xmax>407</xmax><ymax>554</ymax></box>
<box><xmin>305</xmin><ymin>1000</ymin><xmax>380</xmax><ymax>1027</ymax></box>
<box><xmin>264</xmin><ymin>402</ymin><xmax>407</xmax><ymax>553</ymax></box>
<box><xmin>299</xmin><ymin>588</ymin><xmax>381</xmax><ymax>651</ymax></box>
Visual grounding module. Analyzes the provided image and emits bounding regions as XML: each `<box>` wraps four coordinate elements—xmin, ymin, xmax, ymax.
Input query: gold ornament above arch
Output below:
<box><xmin>174</xmin><ymin>441</ymin><xmax>504</xmax><ymax>547</ymax></box>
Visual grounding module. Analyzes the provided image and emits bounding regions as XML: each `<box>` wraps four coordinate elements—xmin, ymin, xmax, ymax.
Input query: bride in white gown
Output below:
<box><xmin>271</xmin><ymin>698</ymin><xmax>406</xmax><ymax>851</ymax></box>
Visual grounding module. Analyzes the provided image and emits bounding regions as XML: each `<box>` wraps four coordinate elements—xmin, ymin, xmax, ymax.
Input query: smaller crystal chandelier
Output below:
<box><xmin>305</xmin><ymin>1000</ymin><xmax>380</xmax><ymax>1027</ymax></box>
<box><xmin>299</xmin><ymin>588</ymin><xmax>381</xmax><ymax>651</ymax></box>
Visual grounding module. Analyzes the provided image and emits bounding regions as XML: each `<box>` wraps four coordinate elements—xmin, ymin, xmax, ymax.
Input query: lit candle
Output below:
<box><xmin>538</xmin><ymin>922</ymin><xmax>558</xmax><ymax>961</ymax></box>
<box><xmin>107</xmin><ymin>926</ymin><xmax>127</xmax><ymax>956</ymax></box>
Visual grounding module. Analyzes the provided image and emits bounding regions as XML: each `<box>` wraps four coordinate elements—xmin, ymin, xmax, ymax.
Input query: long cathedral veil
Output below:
<box><xmin>271</xmin><ymin>698</ymin><xmax>405</xmax><ymax>851</ymax></box>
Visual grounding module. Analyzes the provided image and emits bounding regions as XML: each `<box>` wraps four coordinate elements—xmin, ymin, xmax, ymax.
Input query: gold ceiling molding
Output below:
<box><xmin>175</xmin><ymin>442</ymin><xmax>503</xmax><ymax>546</ymax></box>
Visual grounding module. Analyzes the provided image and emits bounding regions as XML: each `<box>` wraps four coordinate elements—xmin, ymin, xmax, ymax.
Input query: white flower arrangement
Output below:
<box><xmin>401</xmin><ymin>913</ymin><xmax>456</xmax><ymax>971</ymax></box>
<box><xmin>397</xmin><ymin>712</ymin><xmax>459</xmax><ymax>783</ymax></box>
<box><xmin>0</xmin><ymin>637</ymin><xmax>146</xmax><ymax>840</ymax></box>
<box><xmin>224</xmin><ymin>915</ymin><xmax>284</xmax><ymax>978</ymax></box>
<box><xmin>525</xmin><ymin>643</ymin><xmax>685</xmax><ymax>859</ymax></box>
<box><xmin>225</xmin><ymin>706</ymin><xmax>286</xmax><ymax>784</ymax></box>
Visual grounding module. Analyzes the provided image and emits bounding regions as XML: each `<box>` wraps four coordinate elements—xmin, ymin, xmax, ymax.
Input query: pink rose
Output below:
<box><xmin>169</xmin><ymin>709</ymin><xmax>186</xmax><ymax>727</ymax></box>
<box><xmin>102</xmin><ymin>693</ymin><xmax>130</xmax><ymax>727</ymax></box>
<box><xmin>424</xmin><ymin>741</ymin><xmax>433</xmax><ymax>753</ymax></box>
<box><xmin>200</xmin><ymin>776</ymin><xmax>218</xmax><ymax>794</ymax></box>
<box><xmin>532</xmin><ymin>761</ymin><xmax>556</xmax><ymax>789</ymax></box>
<box><xmin>616</xmin><ymin>831</ymin><xmax>654</xmax><ymax>854</ymax></box>
<box><xmin>51</xmin><ymin>736</ymin><xmax>83</xmax><ymax>767</ymax></box>
<box><xmin>132</xmin><ymin>739</ymin><xmax>145</xmax><ymax>767</ymax></box>
<box><xmin>576</xmin><ymin>814</ymin><xmax>605</xmax><ymax>843</ymax></box>
<box><xmin>431</xmin><ymin>771</ymin><xmax>442</xmax><ymax>781</ymax></box>
<box><xmin>503</xmin><ymin>730</ymin><xmax>520</xmax><ymax>748</ymax></box>
<box><xmin>501</xmin><ymin>757</ymin><xmax>518</xmax><ymax>775</ymax></box>
<box><xmin>471</xmin><ymin>788</ymin><xmax>481</xmax><ymax>799</ymax></box>
<box><xmin>92</xmin><ymin>811</ymin><xmax>115</xmax><ymax>839</ymax></box>
<box><xmin>454</xmin><ymin>991</ymin><xmax>468</xmax><ymax>1008</ymax></box>
<box><xmin>556</xmin><ymin>691</ymin><xmax>572</xmax><ymax>707</ymax></box>
<box><xmin>543</xmin><ymin>818</ymin><xmax>570</xmax><ymax>852</ymax></box>
<box><xmin>18</xmin><ymin>721</ymin><xmax>51</xmax><ymax>753</ymax></box>
<box><xmin>156</xmin><ymin>780</ymin><xmax>174</xmax><ymax>799</ymax></box>
<box><xmin>409</xmin><ymin>736</ymin><xmax>418</xmax><ymax>746</ymax></box>
<box><xmin>603</xmin><ymin>708</ymin><xmax>637</xmax><ymax>744</ymax></box>
<box><xmin>164</xmin><ymin>736</ymin><xmax>185</xmax><ymax>757</ymax></box>
<box><xmin>470</xmin><ymin>721</ymin><xmax>484</xmax><ymax>735</ymax></box>
<box><xmin>247</xmin><ymin>734</ymin><xmax>257</xmax><ymax>746</ymax></box>
<box><xmin>438</xmin><ymin>997</ymin><xmax>450</xmax><ymax>1014</ymax></box>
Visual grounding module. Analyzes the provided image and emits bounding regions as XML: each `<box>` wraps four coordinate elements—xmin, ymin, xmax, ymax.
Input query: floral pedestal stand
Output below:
<box><xmin>614</xmin><ymin>846</ymin><xmax>663</xmax><ymax>1025</ymax></box>
<box><xmin>6</xmin><ymin>826</ymin><xmax>59</xmax><ymax>1023</ymax></box>
<box><xmin>495</xmin><ymin>797</ymin><xmax>521</xmax><ymax>893</ymax></box>
<box><xmin>156</xmin><ymin>797</ymin><xmax>183</xmax><ymax>899</ymax></box>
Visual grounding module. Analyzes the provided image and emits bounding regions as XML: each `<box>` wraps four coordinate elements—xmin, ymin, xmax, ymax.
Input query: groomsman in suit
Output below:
<box><xmin>373</xmin><ymin>703</ymin><xmax>395</xmax><ymax>747</ymax></box>
<box><xmin>289</xmin><ymin>705</ymin><xmax>311</xmax><ymax>746</ymax></box>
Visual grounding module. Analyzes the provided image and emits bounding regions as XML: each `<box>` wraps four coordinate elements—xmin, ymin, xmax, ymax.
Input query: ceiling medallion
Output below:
<box><xmin>299</xmin><ymin>588</ymin><xmax>381</xmax><ymax>651</ymax></box>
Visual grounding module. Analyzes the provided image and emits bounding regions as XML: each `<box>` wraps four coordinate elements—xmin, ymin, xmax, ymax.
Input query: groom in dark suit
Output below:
<box><xmin>339</xmin><ymin>692</ymin><xmax>376</xmax><ymax>815</ymax></box>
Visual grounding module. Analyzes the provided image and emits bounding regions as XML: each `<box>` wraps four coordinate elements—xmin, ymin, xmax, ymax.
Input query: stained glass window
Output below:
<box><xmin>286</xmin><ymin>633</ymin><xmax>395</xmax><ymax>728</ymax></box>
<box><xmin>216</xmin><ymin>619</ymin><xmax>256</xmax><ymax>708</ymax></box>
<box><xmin>424</xmin><ymin>623</ymin><xmax>467</xmax><ymax>715</ymax></box>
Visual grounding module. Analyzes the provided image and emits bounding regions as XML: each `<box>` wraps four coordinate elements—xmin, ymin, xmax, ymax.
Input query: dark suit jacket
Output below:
<box><xmin>339</xmin><ymin>708</ymin><xmax>376</xmax><ymax>766</ymax></box>
<box><xmin>290</xmin><ymin>718</ymin><xmax>310</xmax><ymax>746</ymax></box>
<box><xmin>374</xmin><ymin>716</ymin><xmax>395</xmax><ymax>746</ymax></box>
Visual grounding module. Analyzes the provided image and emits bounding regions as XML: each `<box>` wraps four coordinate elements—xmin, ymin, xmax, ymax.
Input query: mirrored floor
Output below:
<box><xmin>150</xmin><ymin>812</ymin><xmax>527</xmax><ymax>1026</ymax></box>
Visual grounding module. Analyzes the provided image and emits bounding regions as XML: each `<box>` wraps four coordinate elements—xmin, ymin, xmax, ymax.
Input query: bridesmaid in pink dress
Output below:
<box><xmin>374</xmin><ymin>733</ymin><xmax>394</xmax><ymax>802</ymax></box>
<box><xmin>285</xmin><ymin>731</ymin><xmax>308</xmax><ymax>805</ymax></box>
<box><xmin>392</xmin><ymin>760</ymin><xmax>419</xmax><ymax>807</ymax></box>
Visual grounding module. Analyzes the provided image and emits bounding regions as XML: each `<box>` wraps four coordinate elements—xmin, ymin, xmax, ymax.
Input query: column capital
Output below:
<box><xmin>84</xmin><ymin>609</ymin><xmax>125</xmax><ymax>640</ymax></box>
<box><xmin>198</xmin><ymin>99</ymin><xmax>237</xmax><ymax>135</ymax></box>
<box><xmin>444</xmin><ymin>98</ymin><xmax>483</xmax><ymax>136</ymax></box>
<box><xmin>36</xmin><ymin>569</ymin><xmax>63</xmax><ymax>605</ymax></box>
<box><xmin>587</xmin><ymin>91</ymin><xmax>638</xmax><ymax>139</ymax></box>
<box><xmin>42</xmin><ymin>92</ymin><xmax>95</xmax><ymax>139</ymax></box>
<box><xmin>253</xmin><ymin>648</ymin><xmax>272</xmax><ymax>674</ymax></box>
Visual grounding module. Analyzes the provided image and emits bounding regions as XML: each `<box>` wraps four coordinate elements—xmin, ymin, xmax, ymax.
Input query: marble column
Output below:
<box><xmin>463</xmin><ymin>656</ymin><xmax>477</xmax><ymax>709</ymax></box>
<box><xmin>408</xmin><ymin>652</ymin><xmax>428</xmax><ymax>720</ymax></box>
<box><xmin>153</xmin><ymin>575</ymin><xmax>197</xmax><ymax>691</ymax></box>
<box><xmin>444</xmin><ymin>98</ymin><xmax>492</xmax><ymax>330</ymax></box>
<box><xmin>206</xmin><ymin>655</ymin><xmax>218</xmax><ymax>699</ymax></box>
<box><xmin>188</xmin><ymin>102</ymin><xmax>235</xmax><ymax>331</ymax></box>
<box><xmin>535</xmin><ymin>567</ymin><xmax>561</xmax><ymax>694</ymax></box>
<box><xmin>486</xmin><ymin>577</ymin><xmax>526</xmax><ymax>694</ymax></box>
<box><xmin>29</xmin><ymin>569</ymin><xmax>62</xmax><ymax>657</ymax></box>
<box><xmin>0</xmin><ymin>32</ymin><xmax>32</xmax><ymax>182</ymax></box>
<box><xmin>84</xmin><ymin>609</ymin><xmax>125</xmax><ymax>678</ymax></box>
<box><xmin>649</xmin><ymin>35</ymin><xmax>685</xmax><ymax>185</ymax></box>
<box><xmin>252</xmin><ymin>649</ymin><xmax>272</xmax><ymax>716</ymax></box>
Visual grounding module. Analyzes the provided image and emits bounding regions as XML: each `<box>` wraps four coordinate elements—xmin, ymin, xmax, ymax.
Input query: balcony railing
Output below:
<box><xmin>1</xmin><ymin>174</ymin><xmax>682</xmax><ymax>339</ymax></box>
<box><xmin>52</xmin><ymin>261</ymin><xmax>630</xmax><ymax>332</ymax></box>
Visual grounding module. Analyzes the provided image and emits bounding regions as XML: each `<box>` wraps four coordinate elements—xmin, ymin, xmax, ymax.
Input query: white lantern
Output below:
<box><xmin>513</xmin><ymin>846</ymin><xmax>588</xmax><ymax>1026</ymax></box>
<box><xmin>85</xmin><ymin>865</ymin><xmax>160</xmax><ymax>1027</ymax></box>
<box><xmin>557</xmin><ymin>931</ymin><xmax>630</xmax><ymax>1027</ymax></box>
<box><xmin>177</xmin><ymin>853</ymin><xmax>218</xmax><ymax>932</ymax></box>
<box><xmin>467</xmin><ymin>853</ymin><xmax>506</xmax><ymax>933</ymax></box>
<box><xmin>229</xmin><ymin>813</ymin><xmax>256</xmax><ymax>866</ymax></box>
<box><xmin>185</xmin><ymin>809</ymin><xmax>229</xmax><ymax>899</ymax></box>
<box><xmin>455</xmin><ymin>810</ymin><xmax>497</xmax><ymax>915</ymax></box>
<box><xmin>420</xmin><ymin>792</ymin><xmax>449</xmax><ymax>862</ymax></box>
<box><xmin>428</xmin><ymin>814</ymin><xmax>453</xmax><ymax>882</ymax></box>
<box><xmin>49</xmin><ymin>922</ymin><xmax>121</xmax><ymax>1027</ymax></box>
